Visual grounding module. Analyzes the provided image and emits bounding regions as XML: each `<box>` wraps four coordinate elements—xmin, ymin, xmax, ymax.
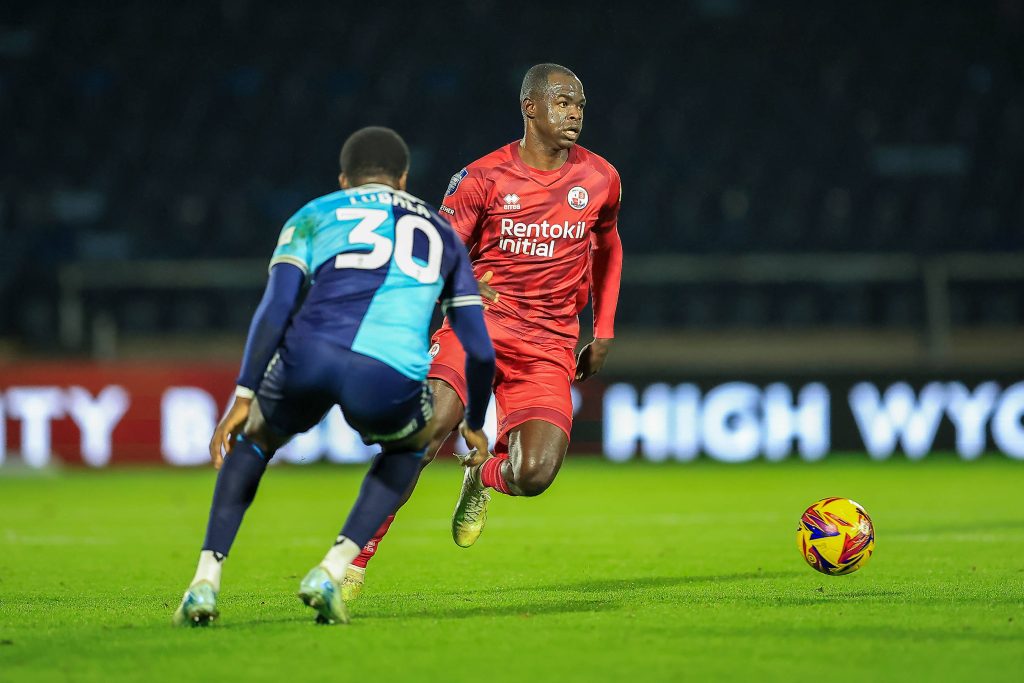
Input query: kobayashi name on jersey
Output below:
<box><xmin>498</xmin><ymin>218</ymin><xmax>587</xmax><ymax>257</ymax></box>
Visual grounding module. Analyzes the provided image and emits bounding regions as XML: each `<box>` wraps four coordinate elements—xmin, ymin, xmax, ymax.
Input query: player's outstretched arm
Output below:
<box><xmin>447</xmin><ymin>303</ymin><xmax>495</xmax><ymax>464</ymax></box>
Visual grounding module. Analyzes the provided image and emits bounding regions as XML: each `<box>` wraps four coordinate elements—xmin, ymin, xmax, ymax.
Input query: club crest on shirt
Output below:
<box><xmin>429</xmin><ymin>342</ymin><xmax>440</xmax><ymax>358</ymax></box>
<box><xmin>567</xmin><ymin>186</ymin><xmax>589</xmax><ymax>210</ymax></box>
<box><xmin>445</xmin><ymin>168</ymin><xmax>468</xmax><ymax>197</ymax></box>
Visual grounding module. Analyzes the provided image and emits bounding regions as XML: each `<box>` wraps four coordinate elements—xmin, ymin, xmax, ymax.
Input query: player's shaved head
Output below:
<box><xmin>520</xmin><ymin>63</ymin><xmax>580</xmax><ymax>102</ymax></box>
<box><xmin>339</xmin><ymin>126</ymin><xmax>410</xmax><ymax>187</ymax></box>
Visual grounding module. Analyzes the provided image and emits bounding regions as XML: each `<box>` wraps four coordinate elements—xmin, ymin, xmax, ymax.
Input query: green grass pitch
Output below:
<box><xmin>2</xmin><ymin>456</ymin><xmax>1023</xmax><ymax>682</ymax></box>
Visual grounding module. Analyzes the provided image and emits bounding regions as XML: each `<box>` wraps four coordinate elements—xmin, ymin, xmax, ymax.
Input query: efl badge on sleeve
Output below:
<box><xmin>446</xmin><ymin>168</ymin><xmax>468</xmax><ymax>197</ymax></box>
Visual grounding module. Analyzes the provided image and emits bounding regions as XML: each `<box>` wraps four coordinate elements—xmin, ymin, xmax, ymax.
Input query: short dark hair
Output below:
<box><xmin>520</xmin><ymin>63</ymin><xmax>579</xmax><ymax>101</ymax></box>
<box><xmin>339</xmin><ymin>126</ymin><xmax>410</xmax><ymax>184</ymax></box>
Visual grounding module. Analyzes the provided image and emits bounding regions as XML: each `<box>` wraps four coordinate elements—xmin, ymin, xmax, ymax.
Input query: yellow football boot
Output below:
<box><xmin>451</xmin><ymin>456</ymin><xmax>490</xmax><ymax>548</ymax></box>
<box><xmin>340</xmin><ymin>565</ymin><xmax>365</xmax><ymax>602</ymax></box>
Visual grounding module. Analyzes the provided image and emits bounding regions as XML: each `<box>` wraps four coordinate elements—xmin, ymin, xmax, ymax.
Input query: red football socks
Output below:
<box><xmin>481</xmin><ymin>455</ymin><xmax>513</xmax><ymax>495</ymax></box>
<box><xmin>352</xmin><ymin>514</ymin><xmax>395</xmax><ymax>569</ymax></box>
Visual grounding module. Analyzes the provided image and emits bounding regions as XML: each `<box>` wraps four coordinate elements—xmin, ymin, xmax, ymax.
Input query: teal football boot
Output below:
<box><xmin>172</xmin><ymin>581</ymin><xmax>219</xmax><ymax>627</ymax></box>
<box><xmin>297</xmin><ymin>566</ymin><xmax>350</xmax><ymax>625</ymax></box>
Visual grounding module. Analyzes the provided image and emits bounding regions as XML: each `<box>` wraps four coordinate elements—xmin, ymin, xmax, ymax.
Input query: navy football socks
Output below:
<box><xmin>339</xmin><ymin>449</ymin><xmax>423</xmax><ymax>547</ymax></box>
<box><xmin>200</xmin><ymin>439</ymin><xmax>419</xmax><ymax>559</ymax></box>
<box><xmin>202</xmin><ymin>435</ymin><xmax>270</xmax><ymax>556</ymax></box>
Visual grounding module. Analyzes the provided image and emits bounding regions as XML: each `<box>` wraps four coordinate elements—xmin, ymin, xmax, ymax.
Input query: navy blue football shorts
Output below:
<box><xmin>256</xmin><ymin>336</ymin><xmax>433</xmax><ymax>446</ymax></box>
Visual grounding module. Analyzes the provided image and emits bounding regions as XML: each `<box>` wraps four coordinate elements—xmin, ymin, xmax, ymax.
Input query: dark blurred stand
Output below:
<box><xmin>2</xmin><ymin>1</ymin><xmax>1023</xmax><ymax>373</ymax></box>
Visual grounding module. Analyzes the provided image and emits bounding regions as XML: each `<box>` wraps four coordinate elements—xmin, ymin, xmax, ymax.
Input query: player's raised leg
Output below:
<box><xmin>453</xmin><ymin>339</ymin><xmax>575</xmax><ymax>545</ymax></box>
<box><xmin>452</xmin><ymin>419</ymin><xmax>568</xmax><ymax>547</ymax></box>
<box><xmin>482</xmin><ymin>419</ymin><xmax>569</xmax><ymax>496</ymax></box>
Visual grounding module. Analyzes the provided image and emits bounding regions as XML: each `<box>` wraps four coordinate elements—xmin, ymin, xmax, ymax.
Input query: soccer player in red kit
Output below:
<box><xmin>342</xmin><ymin>63</ymin><xmax>623</xmax><ymax>598</ymax></box>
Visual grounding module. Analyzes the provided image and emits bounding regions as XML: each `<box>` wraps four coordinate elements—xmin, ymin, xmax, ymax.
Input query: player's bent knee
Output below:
<box><xmin>512</xmin><ymin>467</ymin><xmax>556</xmax><ymax>497</ymax></box>
<box><xmin>241</xmin><ymin>405</ymin><xmax>288</xmax><ymax>456</ymax></box>
<box><xmin>239</xmin><ymin>409</ymin><xmax>284</xmax><ymax>456</ymax></box>
<box><xmin>241</xmin><ymin>423</ymin><xmax>283</xmax><ymax>457</ymax></box>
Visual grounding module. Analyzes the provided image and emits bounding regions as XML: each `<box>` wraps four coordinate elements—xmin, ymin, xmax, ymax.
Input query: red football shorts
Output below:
<box><xmin>428</xmin><ymin>319</ymin><xmax>576</xmax><ymax>454</ymax></box>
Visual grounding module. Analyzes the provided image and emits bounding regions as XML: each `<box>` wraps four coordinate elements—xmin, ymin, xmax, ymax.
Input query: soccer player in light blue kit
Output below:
<box><xmin>173</xmin><ymin>127</ymin><xmax>495</xmax><ymax>626</ymax></box>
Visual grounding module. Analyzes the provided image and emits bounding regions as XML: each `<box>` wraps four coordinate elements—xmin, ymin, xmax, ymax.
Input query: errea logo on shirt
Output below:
<box><xmin>502</xmin><ymin>193</ymin><xmax>521</xmax><ymax>210</ymax></box>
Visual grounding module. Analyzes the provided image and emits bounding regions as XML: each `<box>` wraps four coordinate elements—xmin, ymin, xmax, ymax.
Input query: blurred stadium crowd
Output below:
<box><xmin>2</xmin><ymin>1</ymin><xmax>1022</xmax><ymax>346</ymax></box>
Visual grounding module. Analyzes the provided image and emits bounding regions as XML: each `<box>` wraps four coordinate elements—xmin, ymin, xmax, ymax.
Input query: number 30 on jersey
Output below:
<box><xmin>334</xmin><ymin>207</ymin><xmax>442</xmax><ymax>284</ymax></box>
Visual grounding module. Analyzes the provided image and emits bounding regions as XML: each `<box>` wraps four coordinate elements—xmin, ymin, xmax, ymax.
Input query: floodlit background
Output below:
<box><xmin>1</xmin><ymin>0</ymin><xmax>1023</xmax><ymax>465</ymax></box>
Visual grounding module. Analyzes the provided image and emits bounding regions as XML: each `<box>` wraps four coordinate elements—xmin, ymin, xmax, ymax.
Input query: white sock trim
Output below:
<box><xmin>190</xmin><ymin>550</ymin><xmax>223</xmax><ymax>592</ymax></box>
<box><xmin>321</xmin><ymin>537</ymin><xmax>361</xmax><ymax>580</ymax></box>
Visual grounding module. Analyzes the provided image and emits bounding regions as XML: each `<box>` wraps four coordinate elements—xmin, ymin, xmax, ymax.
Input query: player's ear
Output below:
<box><xmin>522</xmin><ymin>97</ymin><xmax>536</xmax><ymax>120</ymax></box>
<box><xmin>338</xmin><ymin>172</ymin><xmax>349</xmax><ymax>189</ymax></box>
<box><xmin>397</xmin><ymin>171</ymin><xmax>409</xmax><ymax>191</ymax></box>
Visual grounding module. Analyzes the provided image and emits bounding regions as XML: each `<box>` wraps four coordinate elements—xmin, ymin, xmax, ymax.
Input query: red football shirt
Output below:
<box><xmin>439</xmin><ymin>141</ymin><xmax>622</xmax><ymax>346</ymax></box>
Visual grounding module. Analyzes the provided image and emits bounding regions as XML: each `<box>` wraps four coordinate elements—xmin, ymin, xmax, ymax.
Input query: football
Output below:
<box><xmin>797</xmin><ymin>497</ymin><xmax>875</xmax><ymax>575</ymax></box>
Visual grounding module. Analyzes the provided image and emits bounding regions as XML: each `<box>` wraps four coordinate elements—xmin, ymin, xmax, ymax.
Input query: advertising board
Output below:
<box><xmin>1</xmin><ymin>364</ymin><xmax>1021</xmax><ymax>466</ymax></box>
